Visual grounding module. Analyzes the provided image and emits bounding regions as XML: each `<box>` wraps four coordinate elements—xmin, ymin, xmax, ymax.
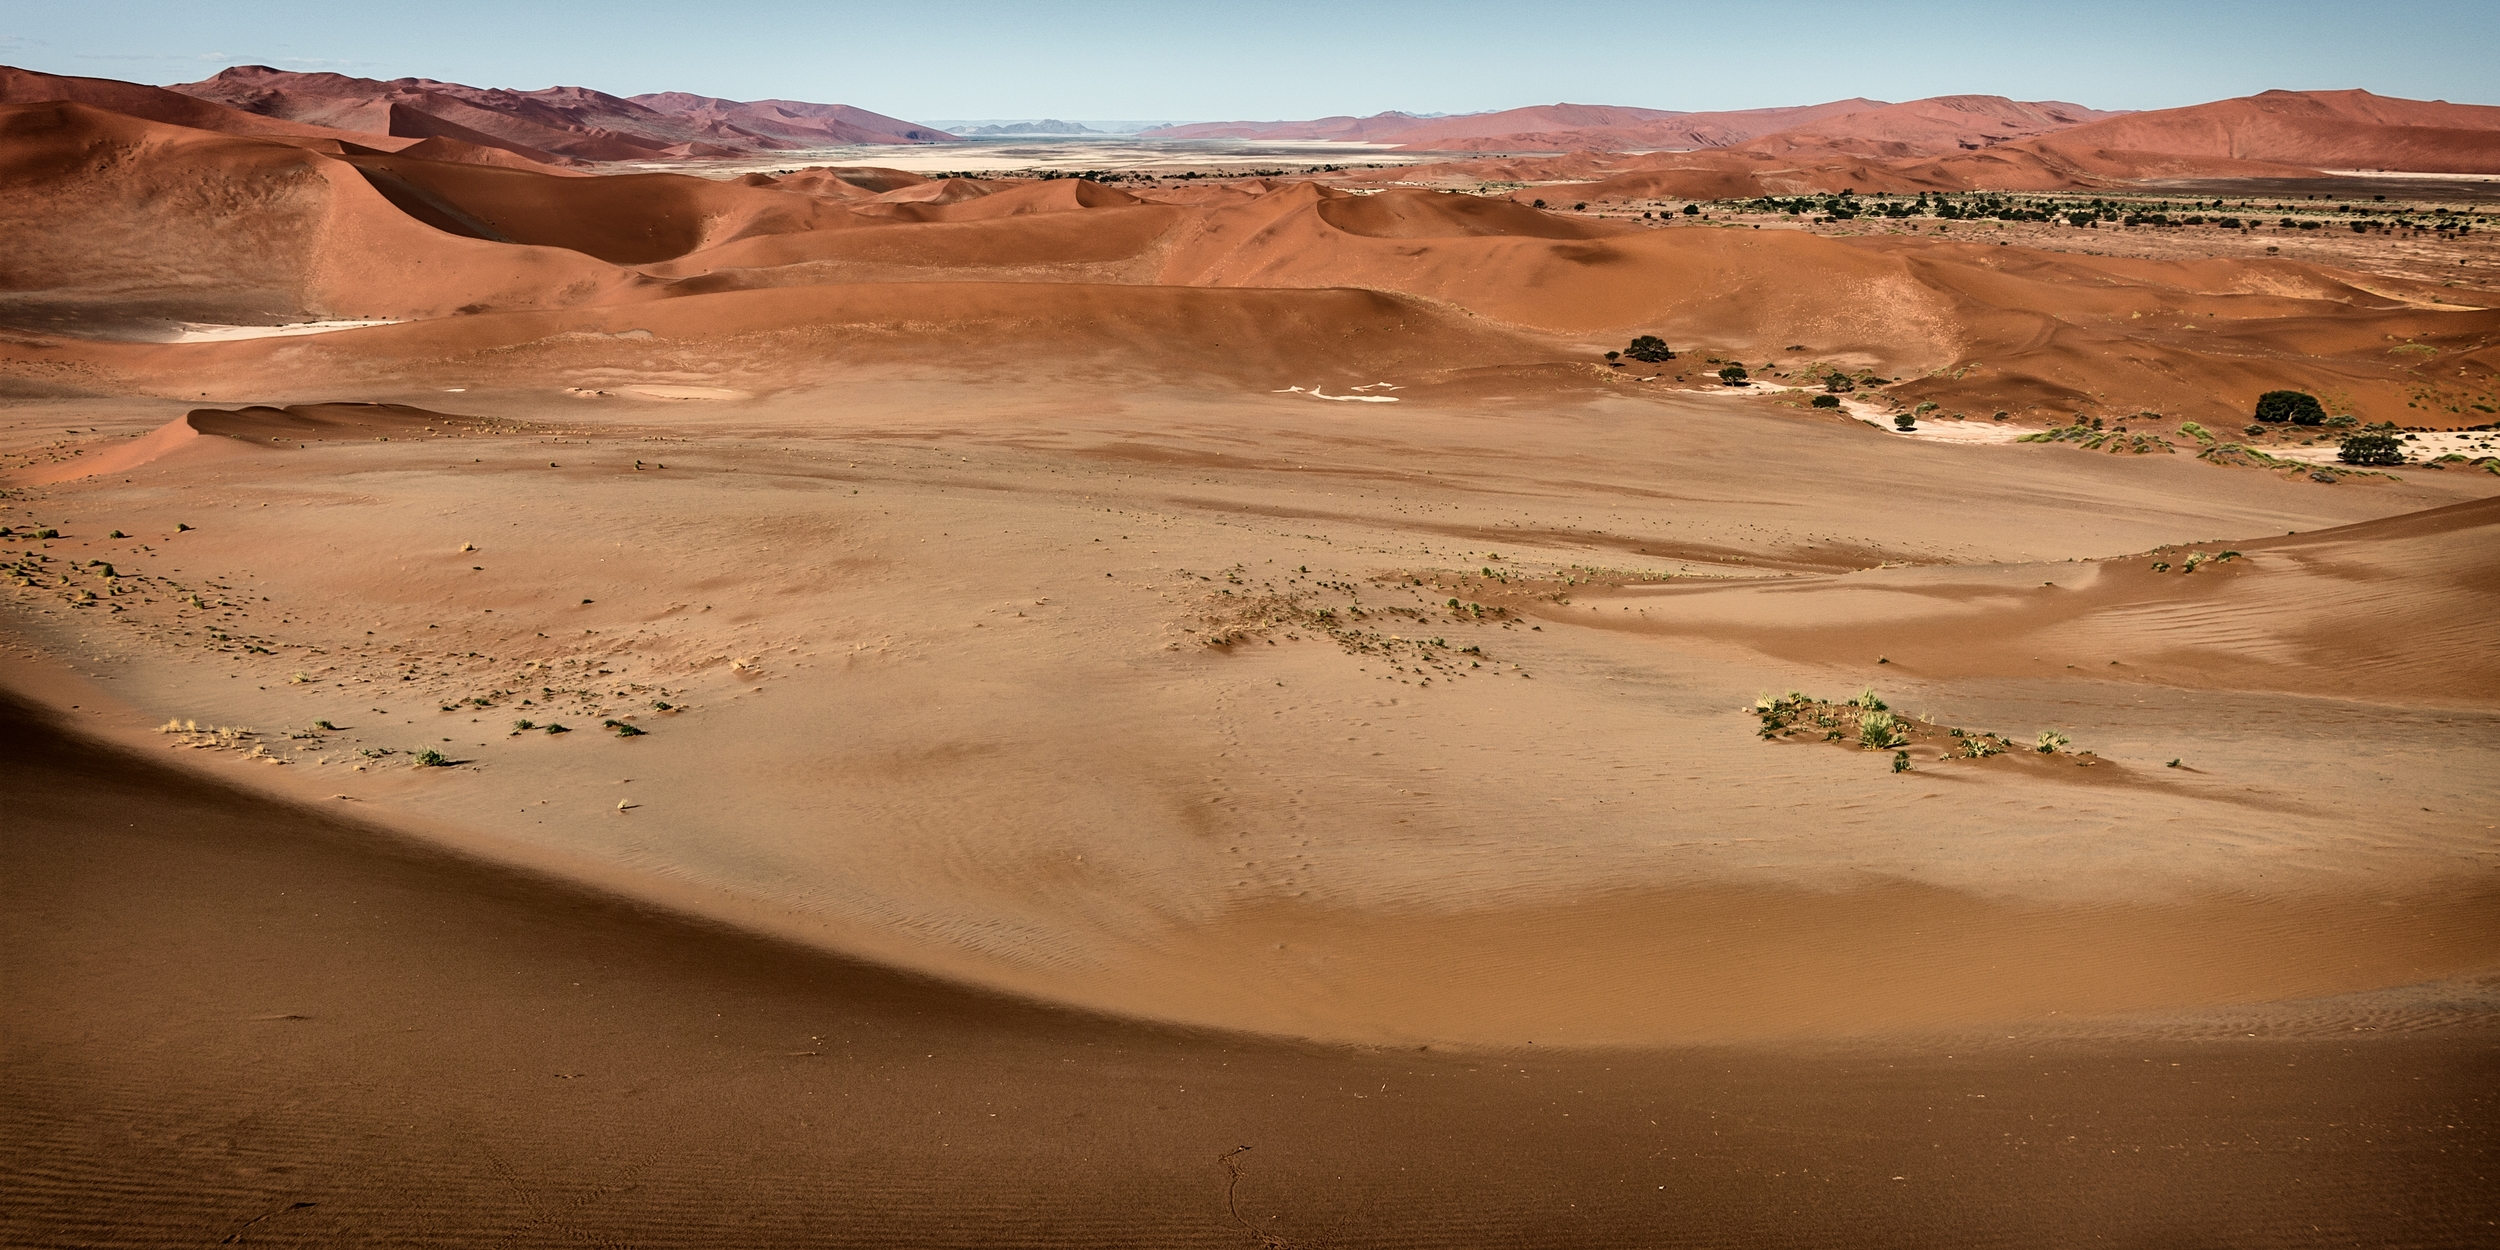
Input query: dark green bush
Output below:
<box><xmin>1717</xmin><ymin>364</ymin><xmax>1749</xmax><ymax>385</ymax></box>
<box><xmin>2254</xmin><ymin>390</ymin><xmax>2326</xmax><ymax>425</ymax></box>
<box><xmin>1624</xmin><ymin>335</ymin><xmax>1674</xmax><ymax>363</ymax></box>
<box><xmin>1811</xmin><ymin>394</ymin><xmax>1840</xmax><ymax>408</ymax></box>
<box><xmin>2337</xmin><ymin>433</ymin><xmax>2405</xmax><ymax>465</ymax></box>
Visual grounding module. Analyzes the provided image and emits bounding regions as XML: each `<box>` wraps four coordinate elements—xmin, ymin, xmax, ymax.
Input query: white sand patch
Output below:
<box><xmin>1274</xmin><ymin>384</ymin><xmax>1399</xmax><ymax>403</ymax></box>
<box><xmin>1855</xmin><ymin>410</ymin><xmax>2033</xmax><ymax>445</ymax></box>
<box><xmin>624</xmin><ymin>385</ymin><xmax>752</xmax><ymax>401</ymax></box>
<box><xmin>1688</xmin><ymin>382</ymin><xmax>2033</xmax><ymax>445</ymax></box>
<box><xmin>2255</xmin><ymin>430</ymin><xmax>2500</xmax><ymax>465</ymax></box>
<box><xmin>157</xmin><ymin>320</ymin><xmax>399</xmax><ymax>343</ymax></box>
<box><xmin>2318</xmin><ymin>169</ymin><xmax>2500</xmax><ymax>182</ymax></box>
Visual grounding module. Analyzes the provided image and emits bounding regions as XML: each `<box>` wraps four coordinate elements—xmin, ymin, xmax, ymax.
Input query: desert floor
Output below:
<box><xmin>4</xmin><ymin>359</ymin><xmax>2497</xmax><ymax>1245</ymax></box>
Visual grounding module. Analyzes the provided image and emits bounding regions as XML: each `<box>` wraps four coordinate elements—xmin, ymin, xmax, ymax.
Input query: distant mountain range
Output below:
<box><xmin>955</xmin><ymin>120</ymin><xmax>1110</xmax><ymax>136</ymax></box>
<box><xmin>1141</xmin><ymin>98</ymin><xmax>2126</xmax><ymax>154</ymax></box>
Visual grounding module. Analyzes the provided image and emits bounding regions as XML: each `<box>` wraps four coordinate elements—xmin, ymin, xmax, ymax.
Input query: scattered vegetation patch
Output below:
<box><xmin>2019</xmin><ymin>418</ymin><xmax>2176</xmax><ymax>454</ymax></box>
<box><xmin>1750</xmin><ymin>690</ymin><xmax>2051</xmax><ymax>768</ymax></box>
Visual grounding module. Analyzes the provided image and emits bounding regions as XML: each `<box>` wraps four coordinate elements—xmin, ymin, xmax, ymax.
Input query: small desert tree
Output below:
<box><xmin>1893</xmin><ymin>413</ymin><xmax>1917</xmax><ymax>430</ymax></box>
<box><xmin>2337</xmin><ymin>432</ymin><xmax>2404</xmax><ymax>465</ymax></box>
<box><xmin>2253</xmin><ymin>390</ymin><xmax>2327</xmax><ymax>425</ymax></box>
<box><xmin>1625</xmin><ymin>335</ymin><xmax>1673</xmax><ymax>363</ymax></box>
<box><xmin>1718</xmin><ymin>364</ymin><xmax>1749</xmax><ymax>385</ymax></box>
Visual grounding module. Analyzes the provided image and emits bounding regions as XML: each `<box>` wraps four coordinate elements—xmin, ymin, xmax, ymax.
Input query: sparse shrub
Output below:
<box><xmin>2338</xmin><ymin>432</ymin><xmax>2405</xmax><ymax>465</ymax></box>
<box><xmin>1532</xmin><ymin>199</ymin><xmax>1546</xmax><ymax>208</ymax></box>
<box><xmin>604</xmin><ymin>719</ymin><xmax>646</xmax><ymax>737</ymax></box>
<box><xmin>2254</xmin><ymin>390</ymin><xmax>2326</xmax><ymax>426</ymax></box>
<box><xmin>1891</xmin><ymin>750</ymin><xmax>1912</xmax><ymax>773</ymax></box>
<box><xmin>1811</xmin><ymin>394</ymin><xmax>1840</xmax><ymax>408</ymax></box>
<box><xmin>414</xmin><ymin>748</ymin><xmax>448</xmax><ymax>767</ymax></box>
<box><xmin>313</xmin><ymin>720</ymin><xmax>335</xmax><ymax>730</ymax></box>
<box><xmin>1854</xmin><ymin>687</ymin><xmax>1887</xmax><ymax>711</ymax></box>
<box><xmin>544</xmin><ymin>723</ymin><xmax>571</xmax><ymax>734</ymax></box>
<box><xmin>513</xmin><ymin>719</ymin><xmax>535</xmax><ymax>731</ymax></box>
<box><xmin>1859</xmin><ymin>710</ymin><xmax>1903</xmax><ymax>749</ymax></box>
<box><xmin>2035</xmin><ymin>730</ymin><xmax>2070</xmax><ymax>754</ymax></box>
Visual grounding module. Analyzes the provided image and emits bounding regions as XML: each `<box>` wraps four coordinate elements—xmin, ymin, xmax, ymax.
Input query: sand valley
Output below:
<box><xmin>3</xmin><ymin>61</ymin><xmax>2497</xmax><ymax>1249</ymax></box>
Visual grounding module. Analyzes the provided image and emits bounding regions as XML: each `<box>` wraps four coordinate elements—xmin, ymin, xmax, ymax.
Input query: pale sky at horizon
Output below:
<box><xmin>6</xmin><ymin>1</ymin><xmax>2494</xmax><ymax>124</ymax></box>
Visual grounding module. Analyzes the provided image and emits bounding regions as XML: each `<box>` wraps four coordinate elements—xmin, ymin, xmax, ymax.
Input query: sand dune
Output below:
<box><xmin>4</xmin><ymin>70</ymin><xmax>2498</xmax><ymax>1244</ymax></box>
<box><xmin>630</xmin><ymin>91</ymin><xmax>955</xmax><ymax>144</ymax></box>
<box><xmin>1375</xmin><ymin>89</ymin><xmax>2500</xmax><ymax>203</ymax></box>
<box><xmin>168</xmin><ymin>65</ymin><xmax>949</xmax><ymax>163</ymax></box>
<box><xmin>1735</xmin><ymin>95</ymin><xmax>2121</xmax><ymax>159</ymax></box>
<box><xmin>7</xmin><ymin>105</ymin><xmax>2491</xmax><ymax>428</ymax></box>
<box><xmin>2015</xmin><ymin>89</ymin><xmax>2500</xmax><ymax>176</ymax></box>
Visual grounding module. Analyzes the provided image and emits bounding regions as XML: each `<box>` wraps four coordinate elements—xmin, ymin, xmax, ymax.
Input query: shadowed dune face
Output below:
<box><xmin>8</xmin><ymin>689</ymin><xmax>2495</xmax><ymax>1247</ymax></box>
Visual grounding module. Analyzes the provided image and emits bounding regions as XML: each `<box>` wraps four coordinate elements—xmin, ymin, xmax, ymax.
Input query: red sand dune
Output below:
<box><xmin>2</xmin><ymin>64</ymin><xmax>419</xmax><ymax>150</ymax></box>
<box><xmin>2009</xmin><ymin>89</ymin><xmax>2500</xmax><ymax>176</ymax></box>
<box><xmin>630</xmin><ymin>92</ymin><xmax>953</xmax><ymax>144</ymax></box>
<box><xmin>1735</xmin><ymin>95</ymin><xmax>2122</xmax><ymax>159</ymax></box>
<box><xmin>167</xmin><ymin>65</ymin><xmax>949</xmax><ymax>164</ymax></box>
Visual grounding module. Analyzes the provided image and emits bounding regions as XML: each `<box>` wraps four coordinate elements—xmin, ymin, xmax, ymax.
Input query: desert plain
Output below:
<box><xmin>3</xmin><ymin>66</ymin><xmax>2498</xmax><ymax>1248</ymax></box>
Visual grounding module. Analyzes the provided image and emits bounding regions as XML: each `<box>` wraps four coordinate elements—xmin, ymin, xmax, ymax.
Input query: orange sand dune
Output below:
<box><xmin>0</xmin><ymin>102</ymin><xmax>637</xmax><ymax>325</ymax></box>
<box><xmin>15</xmin><ymin>401</ymin><xmax>493</xmax><ymax>485</ymax></box>
<box><xmin>1598</xmin><ymin>496</ymin><xmax>2500</xmax><ymax>706</ymax></box>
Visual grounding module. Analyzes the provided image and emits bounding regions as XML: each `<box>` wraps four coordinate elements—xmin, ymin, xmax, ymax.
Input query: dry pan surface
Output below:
<box><xmin>5</xmin><ymin>375</ymin><xmax>2496</xmax><ymax>1050</ymax></box>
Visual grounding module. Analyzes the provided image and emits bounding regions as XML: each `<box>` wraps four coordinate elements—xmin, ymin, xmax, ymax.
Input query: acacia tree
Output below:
<box><xmin>1625</xmin><ymin>335</ymin><xmax>1674</xmax><ymax>363</ymax></box>
<box><xmin>2254</xmin><ymin>390</ymin><xmax>2327</xmax><ymax>425</ymax></box>
<box><xmin>1718</xmin><ymin>364</ymin><xmax>1750</xmax><ymax>385</ymax></box>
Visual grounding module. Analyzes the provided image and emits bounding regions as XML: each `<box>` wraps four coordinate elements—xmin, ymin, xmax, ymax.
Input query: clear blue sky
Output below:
<box><xmin>7</xmin><ymin>1</ymin><xmax>2494</xmax><ymax>122</ymax></box>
